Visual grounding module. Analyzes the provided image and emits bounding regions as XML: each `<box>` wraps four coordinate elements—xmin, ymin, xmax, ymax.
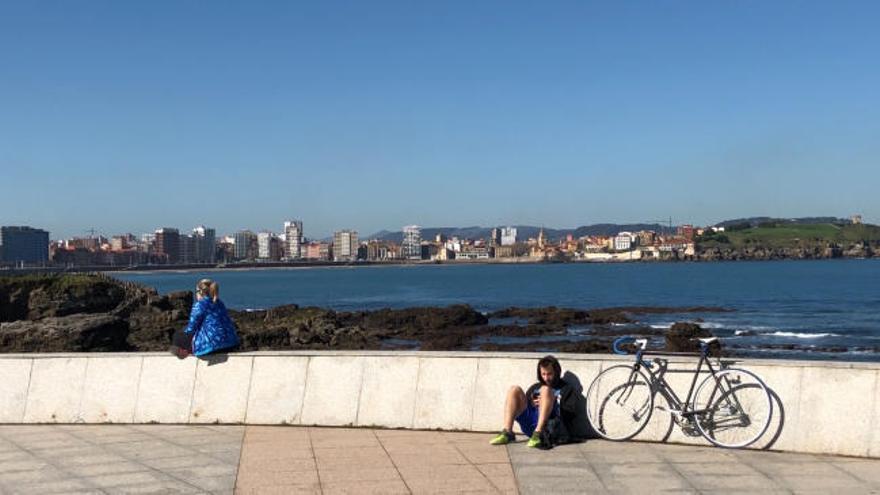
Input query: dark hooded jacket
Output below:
<box><xmin>524</xmin><ymin>379</ymin><xmax>579</xmax><ymax>435</ymax></box>
<box><xmin>524</xmin><ymin>357</ymin><xmax>581</xmax><ymax>438</ymax></box>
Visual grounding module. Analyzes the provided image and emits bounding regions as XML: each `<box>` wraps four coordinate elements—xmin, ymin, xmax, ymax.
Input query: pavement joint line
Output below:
<box><xmin>823</xmin><ymin>457</ymin><xmax>872</xmax><ymax>484</ymax></box>
<box><xmin>133</xmin><ymin>423</ymin><xmax>244</xmax><ymax>468</ymax></box>
<box><xmin>656</xmin><ymin>447</ymin><xmax>702</xmax><ymax>494</ymax></box>
<box><xmin>372</xmin><ymin>428</ymin><xmax>413</xmax><ymax>494</ymax></box>
<box><xmin>0</xmin><ymin>425</ymin><xmax>109</xmax><ymax>494</ymax></box>
<box><xmin>505</xmin><ymin>444</ymin><xmax>522</xmax><ymax>495</ymax></box>
<box><xmin>306</xmin><ymin>427</ymin><xmax>325</xmax><ymax>495</ymax></box>
<box><xmin>576</xmin><ymin>442</ymin><xmax>610</xmax><ymax>493</ymax></box>
<box><xmin>727</xmin><ymin>450</ymin><xmax>794</xmax><ymax>494</ymax></box>
<box><xmin>231</xmin><ymin>425</ymin><xmax>248</xmax><ymax>494</ymax></box>
<box><xmin>60</xmin><ymin>425</ymin><xmax>210</xmax><ymax>494</ymax></box>
<box><xmin>447</xmin><ymin>435</ymin><xmax>503</xmax><ymax>494</ymax></box>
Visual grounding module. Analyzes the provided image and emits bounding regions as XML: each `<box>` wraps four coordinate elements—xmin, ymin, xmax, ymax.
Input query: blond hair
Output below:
<box><xmin>196</xmin><ymin>278</ymin><xmax>219</xmax><ymax>302</ymax></box>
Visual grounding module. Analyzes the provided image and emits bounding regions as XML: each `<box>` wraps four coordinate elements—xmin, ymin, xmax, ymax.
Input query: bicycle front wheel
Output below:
<box><xmin>692</xmin><ymin>368</ymin><xmax>773</xmax><ymax>448</ymax></box>
<box><xmin>586</xmin><ymin>364</ymin><xmax>654</xmax><ymax>441</ymax></box>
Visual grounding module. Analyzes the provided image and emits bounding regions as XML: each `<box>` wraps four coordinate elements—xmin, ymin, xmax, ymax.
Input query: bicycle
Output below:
<box><xmin>585</xmin><ymin>336</ymin><xmax>773</xmax><ymax>448</ymax></box>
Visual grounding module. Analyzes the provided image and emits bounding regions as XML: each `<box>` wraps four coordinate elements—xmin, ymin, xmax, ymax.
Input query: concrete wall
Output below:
<box><xmin>0</xmin><ymin>351</ymin><xmax>877</xmax><ymax>458</ymax></box>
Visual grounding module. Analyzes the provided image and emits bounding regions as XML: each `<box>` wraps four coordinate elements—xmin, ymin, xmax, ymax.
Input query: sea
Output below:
<box><xmin>113</xmin><ymin>259</ymin><xmax>880</xmax><ymax>362</ymax></box>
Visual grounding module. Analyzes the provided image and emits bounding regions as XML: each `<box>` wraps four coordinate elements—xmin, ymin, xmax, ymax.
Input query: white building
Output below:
<box><xmin>614</xmin><ymin>232</ymin><xmax>636</xmax><ymax>251</ymax></box>
<box><xmin>257</xmin><ymin>232</ymin><xmax>275</xmax><ymax>260</ymax></box>
<box><xmin>283</xmin><ymin>220</ymin><xmax>303</xmax><ymax>260</ymax></box>
<box><xmin>333</xmin><ymin>230</ymin><xmax>359</xmax><ymax>261</ymax></box>
<box><xmin>501</xmin><ymin>227</ymin><xmax>517</xmax><ymax>246</ymax></box>
<box><xmin>402</xmin><ymin>225</ymin><xmax>421</xmax><ymax>260</ymax></box>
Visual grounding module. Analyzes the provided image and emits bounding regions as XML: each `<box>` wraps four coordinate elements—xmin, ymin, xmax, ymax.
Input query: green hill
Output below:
<box><xmin>698</xmin><ymin>223</ymin><xmax>880</xmax><ymax>249</ymax></box>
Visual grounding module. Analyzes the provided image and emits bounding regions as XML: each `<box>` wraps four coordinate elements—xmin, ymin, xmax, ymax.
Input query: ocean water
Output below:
<box><xmin>113</xmin><ymin>259</ymin><xmax>880</xmax><ymax>361</ymax></box>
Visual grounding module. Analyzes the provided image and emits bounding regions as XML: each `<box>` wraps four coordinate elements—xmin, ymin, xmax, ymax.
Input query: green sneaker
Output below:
<box><xmin>489</xmin><ymin>431</ymin><xmax>515</xmax><ymax>445</ymax></box>
<box><xmin>526</xmin><ymin>432</ymin><xmax>542</xmax><ymax>448</ymax></box>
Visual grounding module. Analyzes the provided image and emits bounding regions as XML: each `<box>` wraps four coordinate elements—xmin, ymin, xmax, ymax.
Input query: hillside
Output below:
<box><xmin>698</xmin><ymin>223</ymin><xmax>880</xmax><ymax>250</ymax></box>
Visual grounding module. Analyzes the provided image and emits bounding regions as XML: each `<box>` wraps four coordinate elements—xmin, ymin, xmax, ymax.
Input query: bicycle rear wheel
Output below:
<box><xmin>692</xmin><ymin>368</ymin><xmax>772</xmax><ymax>448</ymax></box>
<box><xmin>586</xmin><ymin>364</ymin><xmax>654</xmax><ymax>441</ymax></box>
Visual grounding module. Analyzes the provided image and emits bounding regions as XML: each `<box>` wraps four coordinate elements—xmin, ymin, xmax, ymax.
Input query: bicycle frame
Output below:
<box><xmin>627</xmin><ymin>343</ymin><xmax>724</xmax><ymax>418</ymax></box>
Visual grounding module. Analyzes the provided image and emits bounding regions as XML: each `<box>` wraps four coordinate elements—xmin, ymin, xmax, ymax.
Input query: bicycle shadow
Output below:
<box><xmin>752</xmin><ymin>386</ymin><xmax>786</xmax><ymax>450</ymax></box>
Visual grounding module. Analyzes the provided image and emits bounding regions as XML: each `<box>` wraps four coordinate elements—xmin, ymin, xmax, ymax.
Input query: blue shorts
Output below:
<box><xmin>515</xmin><ymin>403</ymin><xmax>559</xmax><ymax>437</ymax></box>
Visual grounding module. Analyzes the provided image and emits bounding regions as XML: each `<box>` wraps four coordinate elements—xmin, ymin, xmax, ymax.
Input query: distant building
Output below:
<box><xmin>110</xmin><ymin>234</ymin><xmax>136</xmax><ymax>252</ymax></box>
<box><xmin>66</xmin><ymin>237</ymin><xmax>102</xmax><ymax>251</ymax></box>
<box><xmin>140</xmin><ymin>233</ymin><xmax>155</xmax><ymax>253</ymax></box>
<box><xmin>457</xmin><ymin>246</ymin><xmax>490</xmax><ymax>260</ymax></box>
<box><xmin>0</xmin><ymin>226</ymin><xmax>49</xmax><ymax>265</ymax></box>
<box><xmin>304</xmin><ymin>241</ymin><xmax>331</xmax><ymax>261</ymax></box>
<box><xmin>402</xmin><ymin>225</ymin><xmax>421</xmax><ymax>259</ymax></box>
<box><xmin>284</xmin><ymin>220</ymin><xmax>303</xmax><ymax>260</ymax></box>
<box><xmin>677</xmin><ymin>224</ymin><xmax>696</xmax><ymax>241</ymax></box>
<box><xmin>490</xmin><ymin>228</ymin><xmax>502</xmax><ymax>247</ymax></box>
<box><xmin>178</xmin><ymin>235</ymin><xmax>197</xmax><ymax>264</ymax></box>
<box><xmin>333</xmin><ymin>230</ymin><xmax>359</xmax><ymax>261</ymax></box>
<box><xmin>501</xmin><ymin>227</ymin><xmax>517</xmax><ymax>246</ymax></box>
<box><xmin>192</xmin><ymin>226</ymin><xmax>216</xmax><ymax>263</ymax></box>
<box><xmin>660</xmin><ymin>237</ymin><xmax>691</xmax><ymax>252</ymax></box>
<box><xmin>257</xmin><ymin>232</ymin><xmax>282</xmax><ymax>261</ymax></box>
<box><xmin>637</xmin><ymin>231</ymin><xmax>657</xmax><ymax>247</ymax></box>
<box><xmin>614</xmin><ymin>232</ymin><xmax>635</xmax><ymax>251</ymax></box>
<box><xmin>154</xmin><ymin>228</ymin><xmax>180</xmax><ymax>263</ymax></box>
<box><xmin>537</xmin><ymin>228</ymin><xmax>547</xmax><ymax>249</ymax></box>
<box><xmin>233</xmin><ymin>230</ymin><xmax>258</xmax><ymax>261</ymax></box>
<box><xmin>851</xmin><ymin>215</ymin><xmax>863</xmax><ymax>225</ymax></box>
<box><xmin>366</xmin><ymin>240</ymin><xmax>399</xmax><ymax>261</ymax></box>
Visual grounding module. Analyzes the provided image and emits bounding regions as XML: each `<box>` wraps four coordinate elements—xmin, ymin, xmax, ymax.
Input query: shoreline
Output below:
<box><xmin>2</xmin><ymin>256</ymin><xmax>876</xmax><ymax>276</ymax></box>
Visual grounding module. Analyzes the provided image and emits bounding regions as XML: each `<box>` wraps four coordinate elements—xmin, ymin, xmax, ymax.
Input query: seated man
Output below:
<box><xmin>490</xmin><ymin>355</ymin><xmax>577</xmax><ymax>448</ymax></box>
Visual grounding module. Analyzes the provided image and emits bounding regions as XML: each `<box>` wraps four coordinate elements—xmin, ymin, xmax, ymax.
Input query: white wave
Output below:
<box><xmin>763</xmin><ymin>331</ymin><xmax>840</xmax><ymax>339</ymax></box>
<box><xmin>698</xmin><ymin>322</ymin><xmax>726</xmax><ymax>329</ymax></box>
<box><xmin>650</xmin><ymin>324</ymin><xmax>669</xmax><ymax>329</ymax></box>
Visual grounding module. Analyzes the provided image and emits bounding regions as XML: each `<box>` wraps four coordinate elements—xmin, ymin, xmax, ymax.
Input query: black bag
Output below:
<box><xmin>537</xmin><ymin>416</ymin><xmax>571</xmax><ymax>450</ymax></box>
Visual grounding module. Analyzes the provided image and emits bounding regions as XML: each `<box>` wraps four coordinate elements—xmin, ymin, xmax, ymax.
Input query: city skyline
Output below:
<box><xmin>3</xmin><ymin>2</ymin><xmax>879</xmax><ymax>238</ymax></box>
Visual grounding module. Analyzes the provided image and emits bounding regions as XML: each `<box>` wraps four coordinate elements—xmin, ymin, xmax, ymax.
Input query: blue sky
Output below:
<box><xmin>1</xmin><ymin>1</ymin><xmax>878</xmax><ymax>239</ymax></box>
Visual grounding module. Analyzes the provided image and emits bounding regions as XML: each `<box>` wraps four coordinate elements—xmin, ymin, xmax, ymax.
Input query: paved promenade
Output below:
<box><xmin>0</xmin><ymin>425</ymin><xmax>878</xmax><ymax>494</ymax></box>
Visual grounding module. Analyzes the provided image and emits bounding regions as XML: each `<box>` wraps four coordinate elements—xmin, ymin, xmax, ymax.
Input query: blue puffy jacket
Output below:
<box><xmin>185</xmin><ymin>297</ymin><xmax>241</xmax><ymax>356</ymax></box>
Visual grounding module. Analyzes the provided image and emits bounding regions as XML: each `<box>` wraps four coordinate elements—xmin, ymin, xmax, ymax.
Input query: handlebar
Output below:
<box><xmin>612</xmin><ymin>336</ymin><xmax>648</xmax><ymax>355</ymax></box>
<box><xmin>612</xmin><ymin>335</ymin><xmax>719</xmax><ymax>356</ymax></box>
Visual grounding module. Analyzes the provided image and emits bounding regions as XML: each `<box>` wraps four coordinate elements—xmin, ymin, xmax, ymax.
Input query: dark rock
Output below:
<box><xmin>0</xmin><ymin>275</ymin><xmax>126</xmax><ymax>322</ymax></box>
<box><xmin>489</xmin><ymin>307</ymin><xmax>593</xmax><ymax>325</ymax></box>
<box><xmin>665</xmin><ymin>322</ymin><xmax>720</xmax><ymax>355</ymax></box>
<box><xmin>0</xmin><ymin>314</ymin><xmax>129</xmax><ymax>352</ymax></box>
<box><xmin>359</xmin><ymin>305</ymin><xmax>488</xmax><ymax>335</ymax></box>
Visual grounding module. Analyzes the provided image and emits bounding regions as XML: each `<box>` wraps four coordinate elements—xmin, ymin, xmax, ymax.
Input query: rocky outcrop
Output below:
<box><xmin>695</xmin><ymin>242</ymin><xmax>875</xmax><ymax>261</ymax></box>
<box><xmin>0</xmin><ymin>273</ymin><xmax>731</xmax><ymax>355</ymax></box>
<box><xmin>665</xmin><ymin>322</ymin><xmax>721</xmax><ymax>355</ymax></box>
<box><xmin>0</xmin><ymin>314</ymin><xmax>129</xmax><ymax>352</ymax></box>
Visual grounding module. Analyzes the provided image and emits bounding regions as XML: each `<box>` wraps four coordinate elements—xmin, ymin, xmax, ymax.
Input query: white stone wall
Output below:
<box><xmin>0</xmin><ymin>351</ymin><xmax>877</xmax><ymax>458</ymax></box>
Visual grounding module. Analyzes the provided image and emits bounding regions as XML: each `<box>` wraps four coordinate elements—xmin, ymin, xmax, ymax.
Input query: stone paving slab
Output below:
<box><xmin>1</xmin><ymin>425</ymin><xmax>879</xmax><ymax>494</ymax></box>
